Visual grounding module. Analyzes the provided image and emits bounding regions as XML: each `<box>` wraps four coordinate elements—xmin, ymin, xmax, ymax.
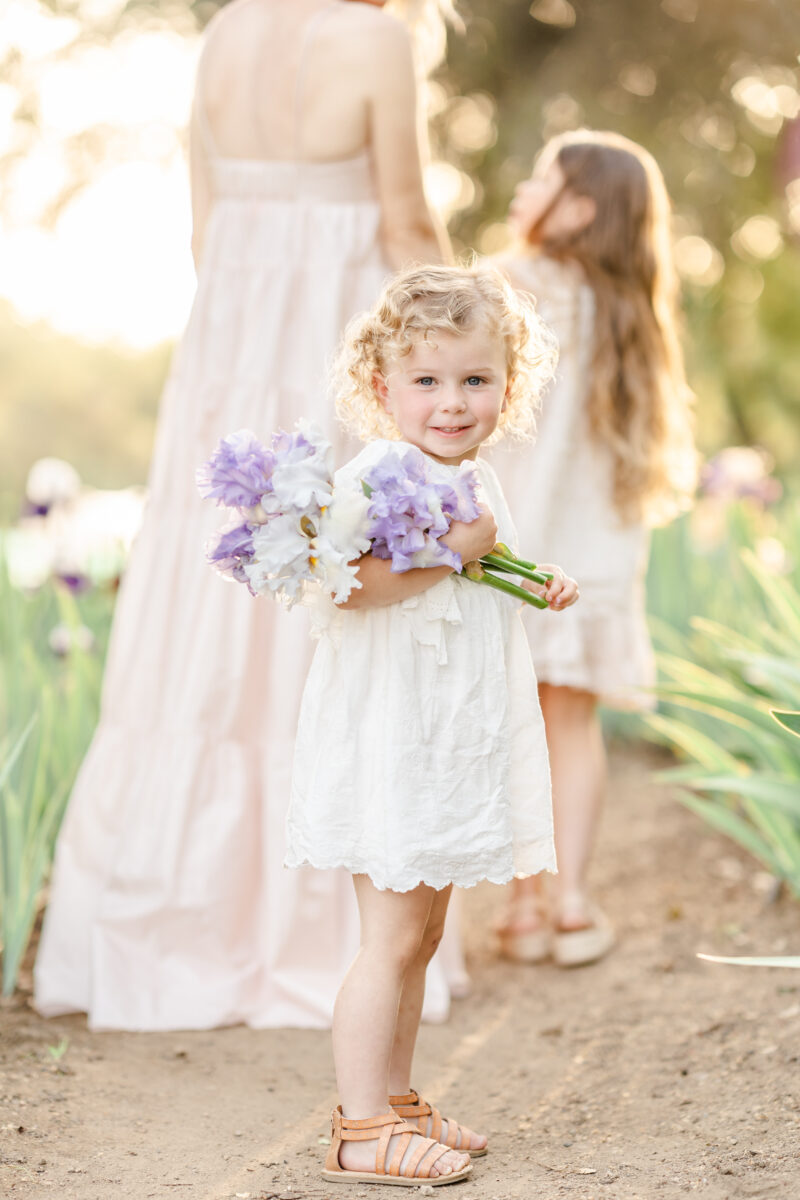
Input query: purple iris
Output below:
<box><xmin>196</xmin><ymin>430</ymin><xmax>274</xmax><ymax>511</ymax></box>
<box><xmin>55</xmin><ymin>571</ymin><xmax>92</xmax><ymax>594</ymax></box>
<box><xmin>362</xmin><ymin>446</ymin><xmax>482</xmax><ymax>573</ymax></box>
<box><xmin>207</xmin><ymin>522</ymin><xmax>256</xmax><ymax>592</ymax></box>
<box><xmin>271</xmin><ymin>429</ymin><xmax>312</xmax><ymax>457</ymax></box>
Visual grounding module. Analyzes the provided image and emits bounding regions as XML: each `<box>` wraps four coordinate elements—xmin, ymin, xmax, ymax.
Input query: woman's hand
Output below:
<box><xmin>442</xmin><ymin>508</ymin><xmax>499</xmax><ymax>566</ymax></box>
<box><xmin>523</xmin><ymin>563</ymin><xmax>579</xmax><ymax>611</ymax></box>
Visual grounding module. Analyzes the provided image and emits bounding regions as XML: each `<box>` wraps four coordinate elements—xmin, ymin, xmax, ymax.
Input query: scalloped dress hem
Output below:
<box><xmin>283</xmin><ymin>853</ymin><xmax>557</xmax><ymax>894</ymax></box>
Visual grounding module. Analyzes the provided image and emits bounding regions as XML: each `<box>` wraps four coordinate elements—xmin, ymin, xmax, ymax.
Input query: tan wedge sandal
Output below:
<box><xmin>494</xmin><ymin>894</ymin><xmax>551</xmax><ymax>964</ymax></box>
<box><xmin>390</xmin><ymin>1090</ymin><xmax>488</xmax><ymax>1158</ymax></box>
<box><xmin>322</xmin><ymin>1106</ymin><xmax>473</xmax><ymax>1187</ymax></box>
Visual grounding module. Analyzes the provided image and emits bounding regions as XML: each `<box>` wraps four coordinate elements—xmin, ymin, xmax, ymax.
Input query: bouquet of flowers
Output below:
<box><xmin>197</xmin><ymin>422</ymin><xmax>552</xmax><ymax>609</ymax></box>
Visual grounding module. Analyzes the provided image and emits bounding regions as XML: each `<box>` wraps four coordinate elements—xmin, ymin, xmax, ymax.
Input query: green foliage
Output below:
<box><xmin>0</xmin><ymin>303</ymin><xmax>169</xmax><ymax>516</ymax></box>
<box><xmin>642</xmin><ymin>506</ymin><xmax>800</xmax><ymax>896</ymax></box>
<box><xmin>0</xmin><ymin>556</ymin><xmax>113</xmax><ymax>994</ymax></box>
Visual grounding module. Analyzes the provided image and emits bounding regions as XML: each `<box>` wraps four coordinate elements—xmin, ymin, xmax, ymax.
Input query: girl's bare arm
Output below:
<box><xmin>339</xmin><ymin>510</ymin><xmax>498</xmax><ymax>610</ymax></box>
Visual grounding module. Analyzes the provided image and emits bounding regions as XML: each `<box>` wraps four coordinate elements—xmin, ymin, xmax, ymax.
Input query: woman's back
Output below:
<box><xmin>199</xmin><ymin>0</ymin><xmax>406</xmax><ymax>162</ymax></box>
<box><xmin>192</xmin><ymin>0</ymin><xmax>443</xmax><ymax>269</ymax></box>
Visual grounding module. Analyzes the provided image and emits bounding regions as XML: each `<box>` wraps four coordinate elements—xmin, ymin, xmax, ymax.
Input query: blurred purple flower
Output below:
<box><xmin>207</xmin><ymin>522</ymin><xmax>256</xmax><ymax>592</ymax></box>
<box><xmin>55</xmin><ymin>571</ymin><xmax>91</xmax><ymax>594</ymax></box>
<box><xmin>362</xmin><ymin>445</ymin><xmax>481</xmax><ymax>573</ymax></box>
<box><xmin>21</xmin><ymin>499</ymin><xmax>51</xmax><ymax>518</ymax></box>
<box><xmin>196</xmin><ymin>430</ymin><xmax>274</xmax><ymax>511</ymax></box>
<box><xmin>700</xmin><ymin>447</ymin><xmax>782</xmax><ymax>506</ymax></box>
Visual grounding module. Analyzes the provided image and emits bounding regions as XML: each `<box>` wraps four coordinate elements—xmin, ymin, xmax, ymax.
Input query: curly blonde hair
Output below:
<box><xmin>335</xmin><ymin>263</ymin><xmax>558</xmax><ymax>446</ymax></box>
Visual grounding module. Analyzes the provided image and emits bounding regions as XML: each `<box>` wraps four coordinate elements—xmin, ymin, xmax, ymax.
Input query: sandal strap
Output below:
<box><xmin>406</xmin><ymin>1135</ymin><xmax>450</xmax><ymax>1180</ymax></box>
<box><xmin>390</xmin><ymin>1090</ymin><xmax>468</xmax><ymax>1150</ymax></box>
<box><xmin>387</xmin><ymin>1128</ymin><xmax>415</xmax><ymax>1177</ymax></box>
<box><xmin>340</xmin><ymin>1110</ymin><xmax>405</xmax><ymax>1134</ymax></box>
<box><xmin>389</xmin><ymin>1090</ymin><xmax>428</xmax><ymax>1111</ymax></box>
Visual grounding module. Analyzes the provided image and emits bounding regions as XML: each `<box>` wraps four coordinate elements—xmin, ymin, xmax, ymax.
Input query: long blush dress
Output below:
<box><xmin>34</xmin><ymin>4</ymin><xmax>452</xmax><ymax>1029</ymax></box>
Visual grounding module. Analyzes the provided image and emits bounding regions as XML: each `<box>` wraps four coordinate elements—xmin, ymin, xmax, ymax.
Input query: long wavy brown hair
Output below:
<box><xmin>529</xmin><ymin>130</ymin><xmax>697</xmax><ymax>525</ymax></box>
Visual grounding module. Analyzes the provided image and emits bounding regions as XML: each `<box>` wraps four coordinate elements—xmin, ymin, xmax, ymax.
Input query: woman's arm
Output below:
<box><xmin>189</xmin><ymin>100</ymin><xmax>213</xmax><ymax>270</ymax></box>
<box><xmin>339</xmin><ymin>509</ymin><xmax>498</xmax><ymax>611</ymax></box>
<box><xmin>366</xmin><ymin>19</ymin><xmax>451</xmax><ymax>269</ymax></box>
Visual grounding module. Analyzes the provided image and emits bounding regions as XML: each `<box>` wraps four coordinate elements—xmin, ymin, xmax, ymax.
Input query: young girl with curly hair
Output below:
<box><xmin>285</xmin><ymin>262</ymin><xmax>579</xmax><ymax>1186</ymax></box>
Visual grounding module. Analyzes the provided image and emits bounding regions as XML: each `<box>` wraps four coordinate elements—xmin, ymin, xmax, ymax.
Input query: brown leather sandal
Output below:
<box><xmin>322</xmin><ymin>1105</ymin><xmax>472</xmax><ymax>1187</ymax></box>
<box><xmin>390</xmin><ymin>1089</ymin><xmax>488</xmax><ymax>1158</ymax></box>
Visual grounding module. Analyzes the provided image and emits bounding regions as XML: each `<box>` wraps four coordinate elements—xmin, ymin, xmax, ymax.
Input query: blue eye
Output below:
<box><xmin>416</xmin><ymin>376</ymin><xmax>435</xmax><ymax>386</ymax></box>
<box><xmin>466</xmin><ymin>376</ymin><xmax>486</xmax><ymax>386</ymax></box>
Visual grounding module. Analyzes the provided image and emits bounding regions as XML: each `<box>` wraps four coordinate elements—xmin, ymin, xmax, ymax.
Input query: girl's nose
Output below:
<box><xmin>439</xmin><ymin>387</ymin><xmax>468</xmax><ymax>412</ymax></box>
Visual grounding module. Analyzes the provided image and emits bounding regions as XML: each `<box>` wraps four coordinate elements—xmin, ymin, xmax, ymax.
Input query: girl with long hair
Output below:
<box><xmin>491</xmin><ymin>129</ymin><xmax>697</xmax><ymax>966</ymax></box>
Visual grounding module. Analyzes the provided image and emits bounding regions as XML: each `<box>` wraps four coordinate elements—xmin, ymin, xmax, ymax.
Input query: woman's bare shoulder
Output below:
<box><xmin>201</xmin><ymin>0</ymin><xmax>260</xmax><ymax>39</ymax></box>
<box><xmin>201</xmin><ymin>1</ymin><xmax>413</xmax><ymax>93</ymax></box>
<box><xmin>314</xmin><ymin>7</ymin><xmax>415</xmax><ymax>99</ymax></box>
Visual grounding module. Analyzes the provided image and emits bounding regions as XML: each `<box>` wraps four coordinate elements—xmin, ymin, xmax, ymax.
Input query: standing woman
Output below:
<box><xmin>35</xmin><ymin>0</ymin><xmax>455</xmax><ymax>1030</ymax></box>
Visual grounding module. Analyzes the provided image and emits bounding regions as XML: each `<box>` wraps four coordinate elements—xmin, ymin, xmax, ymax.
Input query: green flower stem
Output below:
<box><xmin>480</xmin><ymin>553</ymin><xmax>552</xmax><ymax>586</ymax></box>
<box><xmin>463</xmin><ymin>562</ymin><xmax>549</xmax><ymax>609</ymax></box>
<box><xmin>492</xmin><ymin>542</ymin><xmax>543</xmax><ymax>574</ymax></box>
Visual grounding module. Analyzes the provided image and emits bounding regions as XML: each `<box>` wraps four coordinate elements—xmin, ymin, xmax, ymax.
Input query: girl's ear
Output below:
<box><xmin>501</xmin><ymin>378</ymin><xmax>512</xmax><ymax>413</ymax></box>
<box><xmin>373</xmin><ymin>372</ymin><xmax>391</xmax><ymax>410</ymax></box>
<box><xmin>571</xmin><ymin>193</ymin><xmax>596</xmax><ymax>232</ymax></box>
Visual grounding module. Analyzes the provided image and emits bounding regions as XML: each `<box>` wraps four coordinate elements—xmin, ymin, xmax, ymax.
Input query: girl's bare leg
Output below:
<box><xmin>505</xmin><ymin>684</ymin><xmax>605</xmax><ymax>927</ymax></box>
<box><xmin>540</xmin><ymin>684</ymin><xmax>605</xmax><ymax>926</ymax></box>
<box><xmin>388</xmin><ymin>886</ymin><xmax>487</xmax><ymax>1154</ymax></box>
<box><xmin>387</xmin><ymin>883</ymin><xmax>452</xmax><ymax>1097</ymax></box>
<box><xmin>333</xmin><ymin>875</ymin><xmax>470</xmax><ymax>1177</ymax></box>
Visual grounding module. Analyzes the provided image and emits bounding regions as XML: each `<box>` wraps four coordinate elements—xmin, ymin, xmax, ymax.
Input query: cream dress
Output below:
<box><xmin>34</xmin><ymin>3</ymin><xmax>454</xmax><ymax>1029</ymax></box>
<box><xmin>489</xmin><ymin>254</ymin><xmax>656</xmax><ymax>709</ymax></box>
<box><xmin>286</xmin><ymin>441</ymin><xmax>556</xmax><ymax>891</ymax></box>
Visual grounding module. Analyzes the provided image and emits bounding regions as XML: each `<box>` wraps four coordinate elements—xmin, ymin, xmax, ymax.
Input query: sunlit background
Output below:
<box><xmin>1</xmin><ymin>0</ymin><xmax>198</xmax><ymax>347</ymax></box>
<box><xmin>1</xmin><ymin>0</ymin><xmax>799</xmax><ymax>504</ymax></box>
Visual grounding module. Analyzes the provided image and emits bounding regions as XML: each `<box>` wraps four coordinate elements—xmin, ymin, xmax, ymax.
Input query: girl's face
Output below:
<box><xmin>376</xmin><ymin>327</ymin><xmax>509</xmax><ymax>465</ymax></box>
<box><xmin>509</xmin><ymin>159</ymin><xmax>596</xmax><ymax>243</ymax></box>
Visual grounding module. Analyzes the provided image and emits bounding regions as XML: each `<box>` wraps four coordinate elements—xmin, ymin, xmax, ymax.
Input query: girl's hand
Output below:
<box><xmin>523</xmin><ymin>563</ymin><xmax>579</xmax><ymax>610</ymax></box>
<box><xmin>442</xmin><ymin>508</ymin><xmax>499</xmax><ymax>566</ymax></box>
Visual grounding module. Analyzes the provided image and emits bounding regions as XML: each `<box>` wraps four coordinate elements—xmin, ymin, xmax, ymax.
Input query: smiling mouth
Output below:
<box><xmin>431</xmin><ymin>426</ymin><xmax>472</xmax><ymax>434</ymax></box>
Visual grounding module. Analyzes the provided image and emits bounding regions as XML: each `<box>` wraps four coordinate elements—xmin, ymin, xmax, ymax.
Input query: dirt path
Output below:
<box><xmin>2</xmin><ymin>746</ymin><xmax>799</xmax><ymax>1200</ymax></box>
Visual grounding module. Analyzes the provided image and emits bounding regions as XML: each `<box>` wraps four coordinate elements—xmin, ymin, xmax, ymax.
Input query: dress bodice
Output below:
<box><xmin>209</xmin><ymin>151</ymin><xmax>377</xmax><ymax>206</ymax></box>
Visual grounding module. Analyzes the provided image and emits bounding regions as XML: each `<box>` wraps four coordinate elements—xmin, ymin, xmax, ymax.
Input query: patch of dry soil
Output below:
<box><xmin>2</xmin><ymin>746</ymin><xmax>799</xmax><ymax>1200</ymax></box>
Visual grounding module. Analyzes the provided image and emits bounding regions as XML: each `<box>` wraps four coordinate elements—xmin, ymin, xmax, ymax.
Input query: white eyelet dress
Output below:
<box><xmin>286</xmin><ymin>440</ymin><xmax>556</xmax><ymax>893</ymax></box>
